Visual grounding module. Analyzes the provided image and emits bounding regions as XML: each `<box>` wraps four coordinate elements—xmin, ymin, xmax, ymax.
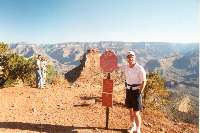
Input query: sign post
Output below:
<box><xmin>100</xmin><ymin>50</ymin><xmax>117</xmax><ymax>129</ymax></box>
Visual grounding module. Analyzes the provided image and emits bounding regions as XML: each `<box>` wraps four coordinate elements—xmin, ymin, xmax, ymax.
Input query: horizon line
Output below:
<box><xmin>2</xmin><ymin>41</ymin><xmax>199</xmax><ymax>45</ymax></box>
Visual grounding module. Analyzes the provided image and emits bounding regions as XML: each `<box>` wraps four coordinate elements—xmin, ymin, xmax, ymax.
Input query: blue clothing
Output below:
<box><xmin>36</xmin><ymin>69</ymin><xmax>43</xmax><ymax>88</ymax></box>
<box><xmin>125</xmin><ymin>89</ymin><xmax>142</xmax><ymax>111</ymax></box>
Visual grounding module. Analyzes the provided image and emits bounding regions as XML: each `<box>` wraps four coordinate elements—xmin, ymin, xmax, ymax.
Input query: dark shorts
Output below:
<box><xmin>125</xmin><ymin>89</ymin><xmax>142</xmax><ymax>111</ymax></box>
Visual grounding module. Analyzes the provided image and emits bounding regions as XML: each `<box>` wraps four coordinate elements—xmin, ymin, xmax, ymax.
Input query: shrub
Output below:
<box><xmin>3</xmin><ymin>54</ymin><xmax>36</xmax><ymax>87</ymax></box>
<box><xmin>0</xmin><ymin>42</ymin><xmax>37</xmax><ymax>87</ymax></box>
<box><xmin>46</xmin><ymin>64</ymin><xmax>57</xmax><ymax>84</ymax></box>
<box><xmin>143</xmin><ymin>72</ymin><xmax>169</xmax><ymax>109</ymax></box>
<box><xmin>0</xmin><ymin>42</ymin><xmax>9</xmax><ymax>55</ymax></box>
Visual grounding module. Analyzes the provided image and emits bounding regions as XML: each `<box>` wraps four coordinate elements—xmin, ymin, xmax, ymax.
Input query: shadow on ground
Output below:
<box><xmin>0</xmin><ymin>122</ymin><xmax>127</xmax><ymax>133</ymax></box>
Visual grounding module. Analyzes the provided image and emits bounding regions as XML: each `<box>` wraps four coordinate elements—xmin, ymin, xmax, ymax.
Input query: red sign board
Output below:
<box><xmin>102</xmin><ymin>93</ymin><xmax>112</xmax><ymax>107</ymax></box>
<box><xmin>103</xmin><ymin>79</ymin><xmax>113</xmax><ymax>93</ymax></box>
<box><xmin>100</xmin><ymin>51</ymin><xmax>117</xmax><ymax>72</ymax></box>
<box><xmin>102</xmin><ymin>79</ymin><xmax>113</xmax><ymax>107</ymax></box>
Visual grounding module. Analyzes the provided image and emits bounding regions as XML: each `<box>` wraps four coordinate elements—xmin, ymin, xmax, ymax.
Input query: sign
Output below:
<box><xmin>100</xmin><ymin>50</ymin><xmax>117</xmax><ymax>129</ymax></box>
<box><xmin>102</xmin><ymin>79</ymin><xmax>113</xmax><ymax>107</ymax></box>
<box><xmin>102</xmin><ymin>93</ymin><xmax>112</xmax><ymax>107</ymax></box>
<box><xmin>103</xmin><ymin>79</ymin><xmax>113</xmax><ymax>93</ymax></box>
<box><xmin>100</xmin><ymin>51</ymin><xmax>117</xmax><ymax>72</ymax></box>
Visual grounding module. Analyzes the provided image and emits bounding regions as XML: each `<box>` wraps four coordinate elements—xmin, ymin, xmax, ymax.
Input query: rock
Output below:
<box><xmin>159</xmin><ymin>127</ymin><xmax>165</xmax><ymax>133</ymax></box>
<box><xmin>94</xmin><ymin>128</ymin><xmax>102</xmax><ymax>133</ymax></box>
<box><xmin>144</xmin><ymin>122</ymin><xmax>153</xmax><ymax>127</ymax></box>
<box><xmin>73</xmin><ymin>99</ymin><xmax>96</xmax><ymax>106</ymax></box>
<box><xmin>71</xmin><ymin>129</ymin><xmax>78</xmax><ymax>132</ymax></box>
<box><xmin>32</xmin><ymin>108</ymin><xmax>36</xmax><ymax>113</ymax></box>
<box><xmin>178</xmin><ymin>96</ymin><xmax>191</xmax><ymax>113</ymax></box>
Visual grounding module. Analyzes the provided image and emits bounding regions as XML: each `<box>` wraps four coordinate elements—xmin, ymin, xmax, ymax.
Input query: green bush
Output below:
<box><xmin>143</xmin><ymin>72</ymin><xmax>169</xmax><ymax>108</ymax></box>
<box><xmin>3</xmin><ymin>54</ymin><xmax>36</xmax><ymax>87</ymax></box>
<box><xmin>46</xmin><ymin>64</ymin><xmax>57</xmax><ymax>84</ymax></box>
<box><xmin>0</xmin><ymin>42</ymin><xmax>37</xmax><ymax>87</ymax></box>
<box><xmin>0</xmin><ymin>42</ymin><xmax>9</xmax><ymax>55</ymax></box>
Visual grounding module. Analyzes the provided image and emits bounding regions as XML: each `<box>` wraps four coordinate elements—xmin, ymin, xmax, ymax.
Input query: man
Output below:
<box><xmin>41</xmin><ymin>56</ymin><xmax>47</xmax><ymax>88</ymax></box>
<box><xmin>35</xmin><ymin>55</ymin><xmax>43</xmax><ymax>89</ymax></box>
<box><xmin>121</xmin><ymin>51</ymin><xmax>146</xmax><ymax>133</ymax></box>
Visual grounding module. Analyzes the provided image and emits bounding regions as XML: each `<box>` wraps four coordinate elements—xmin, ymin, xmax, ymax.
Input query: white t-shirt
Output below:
<box><xmin>41</xmin><ymin>60</ymin><xmax>47</xmax><ymax>71</ymax></box>
<box><xmin>121</xmin><ymin>63</ymin><xmax>146</xmax><ymax>85</ymax></box>
<box><xmin>36</xmin><ymin>59</ymin><xmax>41</xmax><ymax>69</ymax></box>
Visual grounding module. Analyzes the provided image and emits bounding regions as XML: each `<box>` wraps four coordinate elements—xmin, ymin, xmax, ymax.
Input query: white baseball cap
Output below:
<box><xmin>127</xmin><ymin>51</ymin><xmax>136</xmax><ymax>56</ymax></box>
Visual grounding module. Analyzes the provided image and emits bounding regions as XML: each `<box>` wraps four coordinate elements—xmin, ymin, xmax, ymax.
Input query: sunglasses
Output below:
<box><xmin>127</xmin><ymin>55</ymin><xmax>135</xmax><ymax>58</ymax></box>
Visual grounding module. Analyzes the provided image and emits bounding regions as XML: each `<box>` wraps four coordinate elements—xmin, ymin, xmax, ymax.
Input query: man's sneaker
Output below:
<box><xmin>127</xmin><ymin>123</ymin><xmax>136</xmax><ymax>133</ymax></box>
<box><xmin>136</xmin><ymin>128</ymin><xmax>141</xmax><ymax>133</ymax></box>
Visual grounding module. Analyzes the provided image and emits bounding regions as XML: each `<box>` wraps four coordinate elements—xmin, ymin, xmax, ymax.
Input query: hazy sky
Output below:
<box><xmin>0</xmin><ymin>0</ymin><xmax>199</xmax><ymax>44</ymax></box>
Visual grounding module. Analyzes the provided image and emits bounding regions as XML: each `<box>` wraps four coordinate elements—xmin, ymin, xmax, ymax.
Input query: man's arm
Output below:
<box><xmin>139</xmin><ymin>80</ymin><xmax>146</xmax><ymax>93</ymax></box>
<box><xmin>139</xmin><ymin>66</ymin><xmax>147</xmax><ymax>93</ymax></box>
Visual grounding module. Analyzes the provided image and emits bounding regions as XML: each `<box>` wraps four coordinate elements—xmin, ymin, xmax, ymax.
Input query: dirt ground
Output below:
<box><xmin>0</xmin><ymin>83</ymin><xmax>198</xmax><ymax>133</ymax></box>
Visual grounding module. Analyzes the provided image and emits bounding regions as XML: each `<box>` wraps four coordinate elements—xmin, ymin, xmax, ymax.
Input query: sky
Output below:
<box><xmin>0</xmin><ymin>0</ymin><xmax>199</xmax><ymax>44</ymax></box>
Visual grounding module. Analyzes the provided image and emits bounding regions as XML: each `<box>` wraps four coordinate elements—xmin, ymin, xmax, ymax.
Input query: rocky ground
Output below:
<box><xmin>0</xmin><ymin>81</ymin><xmax>198</xmax><ymax>133</ymax></box>
<box><xmin>0</xmin><ymin>49</ymin><xmax>199</xmax><ymax>133</ymax></box>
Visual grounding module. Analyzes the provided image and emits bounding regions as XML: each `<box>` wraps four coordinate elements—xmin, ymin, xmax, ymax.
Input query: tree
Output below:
<box><xmin>0</xmin><ymin>42</ymin><xmax>37</xmax><ymax>87</ymax></box>
<box><xmin>2</xmin><ymin>54</ymin><xmax>36</xmax><ymax>87</ymax></box>
<box><xmin>0</xmin><ymin>42</ymin><xmax>9</xmax><ymax>55</ymax></box>
<box><xmin>143</xmin><ymin>72</ymin><xmax>169</xmax><ymax>109</ymax></box>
